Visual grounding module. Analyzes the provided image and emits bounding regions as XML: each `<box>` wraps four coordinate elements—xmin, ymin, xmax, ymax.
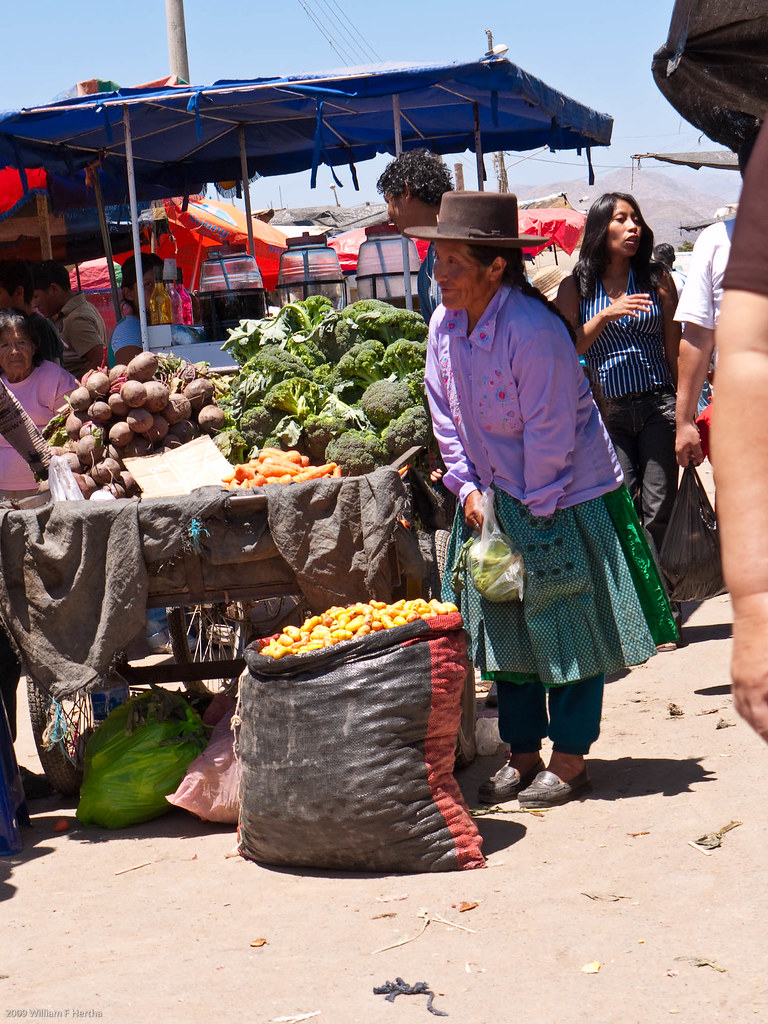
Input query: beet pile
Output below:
<box><xmin>48</xmin><ymin>352</ymin><xmax>225</xmax><ymax>498</ymax></box>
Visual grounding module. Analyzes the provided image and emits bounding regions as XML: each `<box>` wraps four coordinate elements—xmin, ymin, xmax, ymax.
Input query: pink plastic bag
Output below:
<box><xmin>166</xmin><ymin>705</ymin><xmax>240</xmax><ymax>823</ymax></box>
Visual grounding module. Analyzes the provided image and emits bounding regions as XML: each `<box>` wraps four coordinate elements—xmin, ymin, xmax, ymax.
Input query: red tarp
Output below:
<box><xmin>0</xmin><ymin>168</ymin><xmax>48</xmax><ymax>221</ymax></box>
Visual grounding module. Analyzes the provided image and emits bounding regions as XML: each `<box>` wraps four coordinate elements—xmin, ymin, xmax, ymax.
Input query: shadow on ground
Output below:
<box><xmin>587</xmin><ymin>755</ymin><xmax>716</xmax><ymax>800</ymax></box>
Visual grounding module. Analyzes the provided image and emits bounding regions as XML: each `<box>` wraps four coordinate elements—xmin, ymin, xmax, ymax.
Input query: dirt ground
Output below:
<box><xmin>3</xmin><ymin>491</ymin><xmax>766</xmax><ymax>1022</ymax></box>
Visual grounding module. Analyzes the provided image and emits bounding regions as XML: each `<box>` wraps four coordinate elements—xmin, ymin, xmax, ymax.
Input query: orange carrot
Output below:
<box><xmin>257</xmin><ymin>448</ymin><xmax>302</xmax><ymax>465</ymax></box>
<box><xmin>260</xmin><ymin>460</ymin><xmax>301</xmax><ymax>478</ymax></box>
<box><xmin>295</xmin><ymin>463</ymin><xmax>335</xmax><ymax>482</ymax></box>
<box><xmin>332</xmin><ymin>465</ymin><xmax>343</xmax><ymax>477</ymax></box>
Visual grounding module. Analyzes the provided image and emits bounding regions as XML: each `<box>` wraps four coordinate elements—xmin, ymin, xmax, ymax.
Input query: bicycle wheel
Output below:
<box><xmin>167</xmin><ymin>604</ymin><xmax>248</xmax><ymax>697</ymax></box>
<box><xmin>26</xmin><ymin>677</ymin><xmax>95</xmax><ymax>796</ymax></box>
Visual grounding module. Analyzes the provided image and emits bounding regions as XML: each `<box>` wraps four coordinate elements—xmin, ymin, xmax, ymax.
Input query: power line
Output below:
<box><xmin>297</xmin><ymin>0</ymin><xmax>380</xmax><ymax>66</ymax></box>
<box><xmin>321</xmin><ymin>0</ymin><xmax>381</xmax><ymax>62</ymax></box>
<box><xmin>296</xmin><ymin>0</ymin><xmax>358</xmax><ymax>65</ymax></box>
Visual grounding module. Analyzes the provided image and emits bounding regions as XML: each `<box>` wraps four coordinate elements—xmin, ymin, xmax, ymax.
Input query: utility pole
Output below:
<box><xmin>494</xmin><ymin>152</ymin><xmax>509</xmax><ymax>193</ymax></box>
<box><xmin>166</xmin><ymin>0</ymin><xmax>191</xmax><ymax>83</ymax></box>
<box><xmin>485</xmin><ymin>29</ymin><xmax>509</xmax><ymax>193</ymax></box>
<box><xmin>454</xmin><ymin>163</ymin><xmax>465</xmax><ymax>191</ymax></box>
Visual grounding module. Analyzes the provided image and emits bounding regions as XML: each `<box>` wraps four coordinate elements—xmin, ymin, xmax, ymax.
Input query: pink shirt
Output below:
<box><xmin>425</xmin><ymin>284</ymin><xmax>623</xmax><ymax>517</ymax></box>
<box><xmin>0</xmin><ymin>361</ymin><xmax>78</xmax><ymax>489</ymax></box>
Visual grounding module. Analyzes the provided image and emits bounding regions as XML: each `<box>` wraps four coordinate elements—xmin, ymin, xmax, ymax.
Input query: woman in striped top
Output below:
<box><xmin>556</xmin><ymin>193</ymin><xmax>681</xmax><ymax>637</ymax></box>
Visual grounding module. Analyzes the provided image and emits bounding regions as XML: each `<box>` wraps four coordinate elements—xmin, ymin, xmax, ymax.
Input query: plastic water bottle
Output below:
<box><xmin>176</xmin><ymin>268</ymin><xmax>194</xmax><ymax>326</ymax></box>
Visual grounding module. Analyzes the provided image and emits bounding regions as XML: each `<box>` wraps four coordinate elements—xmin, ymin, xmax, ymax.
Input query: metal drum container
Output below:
<box><xmin>196</xmin><ymin>247</ymin><xmax>268</xmax><ymax>341</ymax></box>
<box><xmin>355</xmin><ymin>224</ymin><xmax>420</xmax><ymax>308</ymax></box>
<box><xmin>276</xmin><ymin>233</ymin><xmax>348</xmax><ymax>308</ymax></box>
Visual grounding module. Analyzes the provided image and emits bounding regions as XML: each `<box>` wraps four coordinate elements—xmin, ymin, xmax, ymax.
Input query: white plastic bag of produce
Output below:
<box><xmin>48</xmin><ymin>454</ymin><xmax>85</xmax><ymax>502</ymax></box>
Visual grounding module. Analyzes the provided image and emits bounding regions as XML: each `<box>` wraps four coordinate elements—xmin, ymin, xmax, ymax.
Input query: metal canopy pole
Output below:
<box><xmin>238</xmin><ymin>124</ymin><xmax>255</xmax><ymax>258</ymax></box>
<box><xmin>91</xmin><ymin>169</ymin><xmax>122</xmax><ymax>323</ymax></box>
<box><xmin>392</xmin><ymin>95</ymin><xmax>414</xmax><ymax>312</ymax></box>
<box><xmin>474</xmin><ymin>103</ymin><xmax>485</xmax><ymax>191</ymax></box>
<box><xmin>123</xmin><ymin>105</ymin><xmax>149</xmax><ymax>351</ymax></box>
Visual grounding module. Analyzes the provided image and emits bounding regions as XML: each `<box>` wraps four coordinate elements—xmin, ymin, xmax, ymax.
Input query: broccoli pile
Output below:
<box><xmin>216</xmin><ymin>295</ymin><xmax>436</xmax><ymax>474</ymax></box>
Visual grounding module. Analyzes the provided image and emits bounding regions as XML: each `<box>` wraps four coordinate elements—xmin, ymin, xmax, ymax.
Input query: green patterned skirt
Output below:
<box><xmin>443</xmin><ymin>485</ymin><xmax>678</xmax><ymax>687</ymax></box>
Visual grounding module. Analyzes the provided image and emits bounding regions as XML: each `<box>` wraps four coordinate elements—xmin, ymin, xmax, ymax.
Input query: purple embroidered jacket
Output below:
<box><xmin>424</xmin><ymin>284</ymin><xmax>623</xmax><ymax>517</ymax></box>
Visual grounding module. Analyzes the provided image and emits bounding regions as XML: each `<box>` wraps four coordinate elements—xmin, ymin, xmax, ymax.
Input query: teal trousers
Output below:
<box><xmin>496</xmin><ymin>674</ymin><xmax>604</xmax><ymax>756</ymax></box>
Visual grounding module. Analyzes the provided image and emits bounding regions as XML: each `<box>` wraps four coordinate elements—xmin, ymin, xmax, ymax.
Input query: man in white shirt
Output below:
<box><xmin>673</xmin><ymin>219</ymin><xmax>735</xmax><ymax>466</ymax></box>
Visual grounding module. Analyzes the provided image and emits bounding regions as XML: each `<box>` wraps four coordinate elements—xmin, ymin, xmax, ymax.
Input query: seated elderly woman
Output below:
<box><xmin>0</xmin><ymin>309</ymin><xmax>78</xmax><ymax>500</ymax></box>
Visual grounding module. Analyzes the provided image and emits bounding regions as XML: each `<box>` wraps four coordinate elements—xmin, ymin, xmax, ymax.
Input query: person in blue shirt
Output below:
<box><xmin>376</xmin><ymin>149</ymin><xmax>453</xmax><ymax>319</ymax></box>
<box><xmin>109</xmin><ymin>252</ymin><xmax>164</xmax><ymax>367</ymax></box>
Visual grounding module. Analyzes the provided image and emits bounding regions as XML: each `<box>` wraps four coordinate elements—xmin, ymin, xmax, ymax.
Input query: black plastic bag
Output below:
<box><xmin>660</xmin><ymin>465</ymin><xmax>726</xmax><ymax>602</ymax></box>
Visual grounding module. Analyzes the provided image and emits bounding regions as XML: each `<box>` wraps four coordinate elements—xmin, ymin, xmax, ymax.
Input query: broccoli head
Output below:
<box><xmin>240</xmin><ymin>404</ymin><xmax>283</xmax><ymax>453</ymax></box>
<box><xmin>303</xmin><ymin>395</ymin><xmax>372</xmax><ymax>460</ymax></box>
<box><xmin>325</xmin><ymin>430</ymin><xmax>388</xmax><ymax>476</ymax></box>
<box><xmin>244</xmin><ymin>344</ymin><xmax>312</xmax><ymax>393</ymax></box>
<box><xmin>302</xmin><ymin>413</ymin><xmax>343</xmax><ymax>461</ymax></box>
<box><xmin>284</xmin><ymin>335</ymin><xmax>327</xmax><ymax>370</ymax></box>
<box><xmin>336</xmin><ymin>340</ymin><xmax>388</xmax><ymax>387</ymax></box>
<box><xmin>403</xmin><ymin>368</ymin><xmax>427</xmax><ymax>406</ymax></box>
<box><xmin>312</xmin><ymin>361</ymin><xmax>343</xmax><ymax>391</ymax></box>
<box><xmin>264</xmin><ymin>377</ymin><xmax>327</xmax><ymax>423</ymax></box>
<box><xmin>382</xmin><ymin>338</ymin><xmax>428</xmax><ymax>378</ymax></box>
<box><xmin>359</xmin><ymin>378</ymin><xmax>415</xmax><ymax>428</ymax></box>
<box><xmin>341</xmin><ymin>299</ymin><xmax>428</xmax><ymax>344</ymax></box>
<box><xmin>382</xmin><ymin>406</ymin><xmax>432</xmax><ymax>458</ymax></box>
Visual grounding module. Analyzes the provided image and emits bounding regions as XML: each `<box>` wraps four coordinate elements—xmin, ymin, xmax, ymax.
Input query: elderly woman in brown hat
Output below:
<box><xmin>406</xmin><ymin>192</ymin><xmax>676</xmax><ymax>808</ymax></box>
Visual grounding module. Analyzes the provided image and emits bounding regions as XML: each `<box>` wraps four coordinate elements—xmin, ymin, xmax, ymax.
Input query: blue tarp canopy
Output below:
<box><xmin>0</xmin><ymin>57</ymin><xmax>612</xmax><ymax>192</ymax></box>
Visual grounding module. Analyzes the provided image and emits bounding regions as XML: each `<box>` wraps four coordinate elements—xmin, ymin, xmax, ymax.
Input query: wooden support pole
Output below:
<box><xmin>35</xmin><ymin>193</ymin><xmax>53</xmax><ymax>260</ymax></box>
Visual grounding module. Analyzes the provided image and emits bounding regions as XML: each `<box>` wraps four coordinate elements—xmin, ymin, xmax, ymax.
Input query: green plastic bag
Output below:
<box><xmin>77</xmin><ymin>689</ymin><xmax>208</xmax><ymax>829</ymax></box>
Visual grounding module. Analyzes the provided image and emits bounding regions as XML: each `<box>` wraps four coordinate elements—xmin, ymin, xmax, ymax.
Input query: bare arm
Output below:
<box><xmin>554</xmin><ymin>275</ymin><xmax>653</xmax><ymax>356</ymax></box>
<box><xmin>674</xmin><ymin>323</ymin><xmax>715</xmax><ymax>467</ymax></box>
<box><xmin>83</xmin><ymin>345</ymin><xmax>105</xmax><ymax>371</ymax></box>
<box><xmin>713</xmin><ymin>289</ymin><xmax>768</xmax><ymax>742</ymax></box>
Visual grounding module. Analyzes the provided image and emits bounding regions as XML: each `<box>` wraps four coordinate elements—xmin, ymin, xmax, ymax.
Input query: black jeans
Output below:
<box><xmin>603</xmin><ymin>389</ymin><xmax>680</xmax><ymax>624</ymax></box>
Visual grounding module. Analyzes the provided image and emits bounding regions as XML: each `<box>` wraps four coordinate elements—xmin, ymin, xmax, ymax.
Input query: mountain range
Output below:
<box><xmin>513</xmin><ymin>168</ymin><xmax>738</xmax><ymax>245</ymax></box>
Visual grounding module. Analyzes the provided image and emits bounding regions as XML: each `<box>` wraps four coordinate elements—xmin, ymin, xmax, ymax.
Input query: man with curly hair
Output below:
<box><xmin>377</xmin><ymin>149</ymin><xmax>453</xmax><ymax>318</ymax></box>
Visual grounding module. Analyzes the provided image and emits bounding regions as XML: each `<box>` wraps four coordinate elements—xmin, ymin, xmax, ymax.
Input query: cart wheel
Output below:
<box><xmin>26</xmin><ymin>677</ymin><xmax>95</xmax><ymax>796</ymax></box>
<box><xmin>167</xmin><ymin>604</ymin><xmax>248</xmax><ymax>697</ymax></box>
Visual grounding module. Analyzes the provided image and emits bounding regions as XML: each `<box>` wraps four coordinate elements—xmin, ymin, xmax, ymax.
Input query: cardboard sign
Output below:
<box><xmin>123</xmin><ymin>435</ymin><xmax>232</xmax><ymax>498</ymax></box>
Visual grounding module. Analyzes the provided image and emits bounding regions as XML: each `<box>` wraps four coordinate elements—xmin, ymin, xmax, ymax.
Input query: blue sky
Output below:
<box><xmin>0</xmin><ymin>0</ymin><xmax>740</xmax><ymax>209</ymax></box>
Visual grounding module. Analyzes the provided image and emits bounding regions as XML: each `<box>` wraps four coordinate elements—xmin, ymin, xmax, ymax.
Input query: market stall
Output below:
<box><xmin>2</xmin><ymin>466</ymin><xmax>431</xmax><ymax>794</ymax></box>
<box><xmin>0</xmin><ymin>52</ymin><xmax>612</xmax><ymax>352</ymax></box>
<box><xmin>0</xmin><ymin>54</ymin><xmax>612</xmax><ymax>849</ymax></box>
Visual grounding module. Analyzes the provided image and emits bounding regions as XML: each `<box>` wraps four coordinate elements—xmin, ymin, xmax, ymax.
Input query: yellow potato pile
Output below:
<box><xmin>258</xmin><ymin>598</ymin><xmax>459</xmax><ymax>658</ymax></box>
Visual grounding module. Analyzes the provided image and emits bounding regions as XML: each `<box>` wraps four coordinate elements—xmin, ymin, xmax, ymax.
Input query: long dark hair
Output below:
<box><xmin>572</xmin><ymin>192</ymin><xmax>664</xmax><ymax>299</ymax></box>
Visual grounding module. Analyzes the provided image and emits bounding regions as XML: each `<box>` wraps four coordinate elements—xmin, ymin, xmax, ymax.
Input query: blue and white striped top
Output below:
<box><xmin>579</xmin><ymin>268</ymin><xmax>672</xmax><ymax>399</ymax></box>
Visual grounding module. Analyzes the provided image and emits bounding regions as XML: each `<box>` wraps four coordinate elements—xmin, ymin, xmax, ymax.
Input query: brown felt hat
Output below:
<box><xmin>403</xmin><ymin>191</ymin><xmax>546</xmax><ymax>248</ymax></box>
